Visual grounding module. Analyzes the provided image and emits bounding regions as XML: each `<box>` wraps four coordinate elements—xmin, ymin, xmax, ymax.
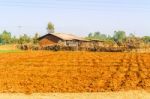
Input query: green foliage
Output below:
<box><xmin>113</xmin><ymin>31</ymin><xmax>126</xmax><ymax>44</ymax></box>
<box><xmin>18</xmin><ymin>34</ymin><xmax>31</xmax><ymax>44</ymax></box>
<box><xmin>88</xmin><ymin>33</ymin><xmax>92</xmax><ymax>38</ymax></box>
<box><xmin>86</xmin><ymin>32</ymin><xmax>108</xmax><ymax>41</ymax></box>
<box><xmin>142</xmin><ymin>36</ymin><xmax>150</xmax><ymax>43</ymax></box>
<box><xmin>47</xmin><ymin>22</ymin><xmax>55</xmax><ymax>33</ymax></box>
<box><xmin>0</xmin><ymin>31</ymin><xmax>40</xmax><ymax>45</ymax></box>
<box><xmin>0</xmin><ymin>35</ymin><xmax>2</xmax><ymax>44</ymax></box>
<box><xmin>0</xmin><ymin>30</ymin><xmax>11</xmax><ymax>44</ymax></box>
<box><xmin>0</xmin><ymin>50</ymin><xmax>22</xmax><ymax>53</ymax></box>
<box><xmin>129</xmin><ymin>33</ymin><xmax>135</xmax><ymax>38</ymax></box>
<box><xmin>33</xmin><ymin>33</ymin><xmax>39</xmax><ymax>44</ymax></box>
<box><xmin>11</xmin><ymin>36</ymin><xmax>18</xmax><ymax>44</ymax></box>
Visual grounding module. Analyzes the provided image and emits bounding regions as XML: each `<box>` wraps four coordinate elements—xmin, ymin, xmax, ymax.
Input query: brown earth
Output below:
<box><xmin>0</xmin><ymin>51</ymin><xmax>150</xmax><ymax>94</ymax></box>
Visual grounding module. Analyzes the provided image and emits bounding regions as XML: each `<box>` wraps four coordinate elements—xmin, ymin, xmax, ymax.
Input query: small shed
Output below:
<box><xmin>38</xmin><ymin>33</ymin><xmax>85</xmax><ymax>47</ymax></box>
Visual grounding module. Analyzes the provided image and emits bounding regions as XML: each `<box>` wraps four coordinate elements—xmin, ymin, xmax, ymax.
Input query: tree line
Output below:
<box><xmin>0</xmin><ymin>29</ymin><xmax>150</xmax><ymax>47</ymax></box>
<box><xmin>0</xmin><ymin>22</ymin><xmax>55</xmax><ymax>45</ymax></box>
<box><xmin>0</xmin><ymin>22</ymin><xmax>150</xmax><ymax>47</ymax></box>
<box><xmin>0</xmin><ymin>30</ymin><xmax>39</xmax><ymax>45</ymax></box>
<box><xmin>86</xmin><ymin>31</ymin><xmax>150</xmax><ymax>46</ymax></box>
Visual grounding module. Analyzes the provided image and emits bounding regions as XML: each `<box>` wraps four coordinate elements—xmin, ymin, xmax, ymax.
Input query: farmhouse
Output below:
<box><xmin>38</xmin><ymin>33</ymin><xmax>105</xmax><ymax>51</ymax></box>
<box><xmin>38</xmin><ymin>33</ymin><xmax>85</xmax><ymax>47</ymax></box>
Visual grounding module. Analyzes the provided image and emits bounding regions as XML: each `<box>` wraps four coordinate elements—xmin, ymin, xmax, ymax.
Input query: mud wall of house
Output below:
<box><xmin>39</xmin><ymin>35</ymin><xmax>62</xmax><ymax>47</ymax></box>
<box><xmin>66</xmin><ymin>40</ymin><xmax>79</xmax><ymax>46</ymax></box>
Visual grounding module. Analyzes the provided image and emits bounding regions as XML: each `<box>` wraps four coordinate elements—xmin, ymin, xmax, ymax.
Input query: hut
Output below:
<box><xmin>38</xmin><ymin>33</ymin><xmax>85</xmax><ymax>47</ymax></box>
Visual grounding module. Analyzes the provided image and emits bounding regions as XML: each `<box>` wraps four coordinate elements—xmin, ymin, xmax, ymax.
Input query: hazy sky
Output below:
<box><xmin>0</xmin><ymin>0</ymin><xmax>150</xmax><ymax>37</ymax></box>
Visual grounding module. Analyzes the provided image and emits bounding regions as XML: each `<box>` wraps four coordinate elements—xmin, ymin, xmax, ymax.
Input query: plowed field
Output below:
<box><xmin>0</xmin><ymin>51</ymin><xmax>150</xmax><ymax>93</ymax></box>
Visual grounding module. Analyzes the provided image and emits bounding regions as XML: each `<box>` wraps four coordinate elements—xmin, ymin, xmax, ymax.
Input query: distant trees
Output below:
<box><xmin>87</xmin><ymin>31</ymin><xmax>127</xmax><ymax>43</ymax></box>
<box><xmin>47</xmin><ymin>22</ymin><xmax>55</xmax><ymax>33</ymax></box>
<box><xmin>33</xmin><ymin>33</ymin><xmax>39</xmax><ymax>44</ymax></box>
<box><xmin>0</xmin><ymin>30</ymin><xmax>11</xmax><ymax>44</ymax></box>
<box><xmin>18</xmin><ymin>34</ymin><xmax>31</xmax><ymax>44</ymax></box>
<box><xmin>86</xmin><ymin>32</ymin><xmax>108</xmax><ymax>41</ymax></box>
<box><xmin>113</xmin><ymin>31</ymin><xmax>126</xmax><ymax>45</ymax></box>
<box><xmin>129</xmin><ymin>33</ymin><xmax>135</xmax><ymax>38</ymax></box>
<box><xmin>142</xmin><ymin>36</ymin><xmax>150</xmax><ymax>44</ymax></box>
<box><xmin>86</xmin><ymin>30</ymin><xmax>150</xmax><ymax>49</ymax></box>
<box><xmin>0</xmin><ymin>22</ymin><xmax>55</xmax><ymax>45</ymax></box>
<box><xmin>11</xmin><ymin>36</ymin><xmax>18</xmax><ymax>44</ymax></box>
<box><xmin>0</xmin><ymin>30</ymin><xmax>40</xmax><ymax>45</ymax></box>
<box><xmin>0</xmin><ymin>26</ymin><xmax>150</xmax><ymax>51</ymax></box>
<box><xmin>17</xmin><ymin>33</ymin><xmax>39</xmax><ymax>44</ymax></box>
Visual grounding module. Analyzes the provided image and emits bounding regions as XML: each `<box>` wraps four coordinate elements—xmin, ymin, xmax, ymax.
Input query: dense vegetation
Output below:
<box><xmin>86</xmin><ymin>31</ymin><xmax>150</xmax><ymax>46</ymax></box>
<box><xmin>0</xmin><ymin>30</ymin><xmax>39</xmax><ymax>45</ymax></box>
<box><xmin>0</xmin><ymin>22</ymin><xmax>54</xmax><ymax>45</ymax></box>
<box><xmin>0</xmin><ymin>30</ymin><xmax>150</xmax><ymax>49</ymax></box>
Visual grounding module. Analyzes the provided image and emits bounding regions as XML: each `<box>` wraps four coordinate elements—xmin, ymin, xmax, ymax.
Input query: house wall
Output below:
<box><xmin>66</xmin><ymin>40</ymin><xmax>79</xmax><ymax>47</ymax></box>
<box><xmin>39</xmin><ymin>35</ymin><xmax>62</xmax><ymax>47</ymax></box>
<box><xmin>39</xmin><ymin>38</ymin><xmax>56</xmax><ymax>47</ymax></box>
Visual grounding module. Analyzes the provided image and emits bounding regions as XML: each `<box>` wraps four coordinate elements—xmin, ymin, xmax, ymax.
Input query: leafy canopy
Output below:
<box><xmin>47</xmin><ymin>22</ymin><xmax>55</xmax><ymax>33</ymax></box>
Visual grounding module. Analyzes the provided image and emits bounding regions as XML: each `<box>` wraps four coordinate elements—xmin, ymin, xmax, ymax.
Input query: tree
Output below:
<box><xmin>88</xmin><ymin>33</ymin><xmax>93</xmax><ymax>38</ymax></box>
<box><xmin>129</xmin><ymin>33</ymin><xmax>135</xmax><ymax>38</ymax></box>
<box><xmin>86</xmin><ymin>32</ymin><xmax>107</xmax><ymax>40</ymax></box>
<box><xmin>93</xmin><ymin>32</ymin><xmax>100</xmax><ymax>39</ymax></box>
<box><xmin>47</xmin><ymin>22</ymin><xmax>55</xmax><ymax>33</ymax></box>
<box><xmin>33</xmin><ymin>33</ymin><xmax>39</xmax><ymax>44</ymax></box>
<box><xmin>100</xmin><ymin>34</ymin><xmax>107</xmax><ymax>40</ymax></box>
<box><xmin>107</xmin><ymin>35</ymin><xmax>113</xmax><ymax>40</ymax></box>
<box><xmin>113</xmin><ymin>31</ymin><xmax>126</xmax><ymax>44</ymax></box>
<box><xmin>11</xmin><ymin>36</ymin><xmax>18</xmax><ymax>44</ymax></box>
<box><xmin>142</xmin><ymin>36</ymin><xmax>150</xmax><ymax>44</ymax></box>
<box><xmin>18</xmin><ymin>34</ymin><xmax>31</xmax><ymax>44</ymax></box>
<box><xmin>0</xmin><ymin>30</ymin><xmax>11</xmax><ymax>44</ymax></box>
<box><xmin>0</xmin><ymin>35</ymin><xmax>2</xmax><ymax>44</ymax></box>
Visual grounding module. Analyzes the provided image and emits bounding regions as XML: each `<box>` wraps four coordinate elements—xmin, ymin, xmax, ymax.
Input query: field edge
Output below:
<box><xmin>0</xmin><ymin>90</ymin><xmax>150</xmax><ymax>99</ymax></box>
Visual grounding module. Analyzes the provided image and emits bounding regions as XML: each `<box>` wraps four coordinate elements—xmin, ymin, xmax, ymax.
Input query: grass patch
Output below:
<box><xmin>0</xmin><ymin>50</ymin><xmax>22</xmax><ymax>53</ymax></box>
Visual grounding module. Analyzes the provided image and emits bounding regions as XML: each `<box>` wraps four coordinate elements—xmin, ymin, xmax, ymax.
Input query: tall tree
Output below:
<box><xmin>47</xmin><ymin>22</ymin><xmax>55</xmax><ymax>33</ymax></box>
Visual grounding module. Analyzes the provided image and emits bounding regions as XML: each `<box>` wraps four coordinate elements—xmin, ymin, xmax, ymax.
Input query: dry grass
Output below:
<box><xmin>0</xmin><ymin>44</ymin><xmax>17</xmax><ymax>50</ymax></box>
<box><xmin>0</xmin><ymin>91</ymin><xmax>150</xmax><ymax>99</ymax></box>
<box><xmin>0</xmin><ymin>44</ymin><xmax>21</xmax><ymax>53</ymax></box>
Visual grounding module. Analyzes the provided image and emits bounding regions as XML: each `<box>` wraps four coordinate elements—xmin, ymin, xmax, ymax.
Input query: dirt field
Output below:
<box><xmin>0</xmin><ymin>51</ymin><xmax>150</xmax><ymax>93</ymax></box>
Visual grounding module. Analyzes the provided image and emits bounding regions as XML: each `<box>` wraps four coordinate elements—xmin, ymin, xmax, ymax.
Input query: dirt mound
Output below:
<box><xmin>0</xmin><ymin>51</ymin><xmax>150</xmax><ymax>93</ymax></box>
